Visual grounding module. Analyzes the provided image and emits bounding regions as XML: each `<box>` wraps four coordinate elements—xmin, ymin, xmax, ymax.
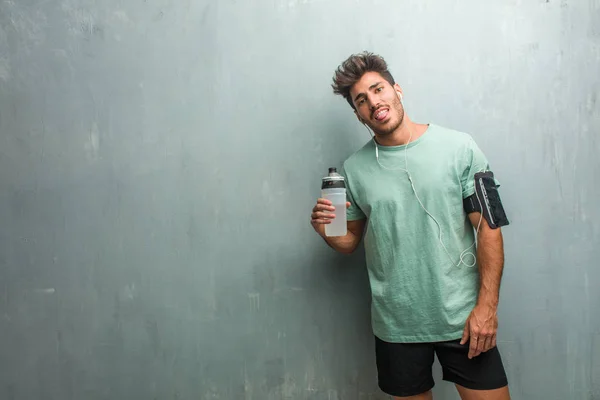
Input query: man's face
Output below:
<box><xmin>349</xmin><ymin>71</ymin><xmax>404</xmax><ymax>136</ymax></box>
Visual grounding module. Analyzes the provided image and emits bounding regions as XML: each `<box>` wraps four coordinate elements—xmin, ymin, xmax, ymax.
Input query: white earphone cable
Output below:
<box><xmin>364</xmin><ymin>115</ymin><xmax>483</xmax><ymax>268</ymax></box>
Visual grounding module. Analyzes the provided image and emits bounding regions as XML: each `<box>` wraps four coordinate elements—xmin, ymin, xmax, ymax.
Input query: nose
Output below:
<box><xmin>366</xmin><ymin>93</ymin><xmax>381</xmax><ymax>111</ymax></box>
<box><xmin>369</xmin><ymin>98</ymin><xmax>381</xmax><ymax>112</ymax></box>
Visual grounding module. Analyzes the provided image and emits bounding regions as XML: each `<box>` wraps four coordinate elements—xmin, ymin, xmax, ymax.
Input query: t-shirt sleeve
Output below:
<box><xmin>340</xmin><ymin>166</ymin><xmax>366</xmax><ymax>221</ymax></box>
<box><xmin>460</xmin><ymin>137</ymin><xmax>496</xmax><ymax>199</ymax></box>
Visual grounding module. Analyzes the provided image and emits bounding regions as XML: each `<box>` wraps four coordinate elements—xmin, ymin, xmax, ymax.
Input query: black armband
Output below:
<box><xmin>463</xmin><ymin>171</ymin><xmax>509</xmax><ymax>229</ymax></box>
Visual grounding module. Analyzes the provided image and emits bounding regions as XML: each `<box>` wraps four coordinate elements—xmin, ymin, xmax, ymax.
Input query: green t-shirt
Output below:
<box><xmin>341</xmin><ymin>123</ymin><xmax>494</xmax><ymax>343</ymax></box>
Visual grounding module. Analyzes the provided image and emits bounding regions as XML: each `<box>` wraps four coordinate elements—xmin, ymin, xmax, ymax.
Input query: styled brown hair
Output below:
<box><xmin>331</xmin><ymin>52</ymin><xmax>396</xmax><ymax>109</ymax></box>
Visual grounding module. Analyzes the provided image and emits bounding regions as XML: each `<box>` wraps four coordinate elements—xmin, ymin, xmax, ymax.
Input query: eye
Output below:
<box><xmin>375</xmin><ymin>87</ymin><xmax>383</xmax><ymax>93</ymax></box>
<box><xmin>358</xmin><ymin>98</ymin><xmax>365</xmax><ymax>105</ymax></box>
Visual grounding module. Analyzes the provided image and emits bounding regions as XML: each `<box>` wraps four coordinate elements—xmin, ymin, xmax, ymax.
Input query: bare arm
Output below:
<box><xmin>311</xmin><ymin>199</ymin><xmax>366</xmax><ymax>254</ymax></box>
<box><xmin>469</xmin><ymin>212</ymin><xmax>504</xmax><ymax>306</ymax></box>
<box><xmin>460</xmin><ymin>212</ymin><xmax>505</xmax><ymax>358</ymax></box>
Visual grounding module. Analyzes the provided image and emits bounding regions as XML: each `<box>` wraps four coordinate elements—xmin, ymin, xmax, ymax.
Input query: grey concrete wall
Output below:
<box><xmin>0</xmin><ymin>1</ymin><xmax>598</xmax><ymax>399</ymax></box>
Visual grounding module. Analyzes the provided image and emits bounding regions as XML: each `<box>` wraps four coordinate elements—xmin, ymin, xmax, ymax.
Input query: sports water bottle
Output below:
<box><xmin>321</xmin><ymin>167</ymin><xmax>347</xmax><ymax>237</ymax></box>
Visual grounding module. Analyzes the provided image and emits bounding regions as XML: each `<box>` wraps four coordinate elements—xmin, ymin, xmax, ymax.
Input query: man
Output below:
<box><xmin>310</xmin><ymin>52</ymin><xmax>511</xmax><ymax>400</ymax></box>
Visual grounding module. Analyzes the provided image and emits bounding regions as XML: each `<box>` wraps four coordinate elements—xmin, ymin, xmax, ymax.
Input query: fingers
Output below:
<box><xmin>470</xmin><ymin>333</ymin><xmax>486</xmax><ymax>358</ymax></box>
<box><xmin>460</xmin><ymin>322</ymin><xmax>470</xmax><ymax>346</ymax></box>
<box><xmin>311</xmin><ymin>211</ymin><xmax>335</xmax><ymax>224</ymax></box>
<box><xmin>476</xmin><ymin>334</ymin><xmax>486</xmax><ymax>355</ymax></box>
<box><xmin>468</xmin><ymin>324</ymin><xmax>484</xmax><ymax>358</ymax></box>
<box><xmin>463</xmin><ymin>306</ymin><xmax>499</xmax><ymax>358</ymax></box>
<box><xmin>468</xmin><ymin>336</ymin><xmax>478</xmax><ymax>359</ymax></box>
<box><xmin>317</xmin><ymin>198</ymin><xmax>333</xmax><ymax>206</ymax></box>
<box><xmin>468</xmin><ymin>332</ymin><xmax>496</xmax><ymax>359</ymax></box>
<box><xmin>483</xmin><ymin>334</ymin><xmax>496</xmax><ymax>352</ymax></box>
<box><xmin>313</xmin><ymin>200</ymin><xmax>335</xmax><ymax>214</ymax></box>
<box><xmin>482</xmin><ymin>336</ymin><xmax>492</xmax><ymax>354</ymax></box>
<box><xmin>311</xmin><ymin>199</ymin><xmax>337</xmax><ymax>225</ymax></box>
<box><xmin>311</xmin><ymin>199</ymin><xmax>351</xmax><ymax>229</ymax></box>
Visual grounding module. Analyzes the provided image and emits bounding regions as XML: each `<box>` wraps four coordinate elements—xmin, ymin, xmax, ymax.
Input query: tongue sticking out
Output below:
<box><xmin>374</xmin><ymin>109</ymin><xmax>389</xmax><ymax>121</ymax></box>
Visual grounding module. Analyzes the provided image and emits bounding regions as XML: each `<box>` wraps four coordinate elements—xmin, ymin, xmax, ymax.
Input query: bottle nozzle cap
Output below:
<box><xmin>328</xmin><ymin>167</ymin><xmax>337</xmax><ymax>174</ymax></box>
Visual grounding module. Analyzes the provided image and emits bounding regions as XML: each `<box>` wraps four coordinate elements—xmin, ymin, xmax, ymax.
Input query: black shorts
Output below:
<box><xmin>375</xmin><ymin>336</ymin><xmax>508</xmax><ymax>397</ymax></box>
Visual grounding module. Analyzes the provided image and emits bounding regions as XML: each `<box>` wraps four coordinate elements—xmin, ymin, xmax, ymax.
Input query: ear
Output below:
<box><xmin>393</xmin><ymin>83</ymin><xmax>403</xmax><ymax>99</ymax></box>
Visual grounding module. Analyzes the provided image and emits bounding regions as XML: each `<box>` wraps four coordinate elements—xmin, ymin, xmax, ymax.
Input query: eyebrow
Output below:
<box><xmin>353</xmin><ymin>82</ymin><xmax>383</xmax><ymax>103</ymax></box>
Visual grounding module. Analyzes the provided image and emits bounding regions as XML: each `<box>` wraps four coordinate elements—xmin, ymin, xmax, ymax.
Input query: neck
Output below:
<box><xmin>374</xmin><ymin>116</ymin><xmax>427</xmax><ymax>146</ymax></box>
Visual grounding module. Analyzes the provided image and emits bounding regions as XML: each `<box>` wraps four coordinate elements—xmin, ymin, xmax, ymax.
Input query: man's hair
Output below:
<box><xmin>331</xmin><ymin>52</ymin><xmax>396</xmax><ymax>109</ymax></box>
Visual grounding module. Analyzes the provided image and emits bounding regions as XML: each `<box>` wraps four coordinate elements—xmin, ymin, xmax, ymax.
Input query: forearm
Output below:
<box><xmin>311</xmin><ymin>200</ymin><xmax>365</xmax><ymax>255</ymax></box>
<box><xmin>322</xmin><ymin>230</ymin><xmax>361</xmax><ymax>254</ymax></box>
<box><xmin>476</xmin><ymin>228</ymin><xmax>504</xmax><ymax>307</ymax></box>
